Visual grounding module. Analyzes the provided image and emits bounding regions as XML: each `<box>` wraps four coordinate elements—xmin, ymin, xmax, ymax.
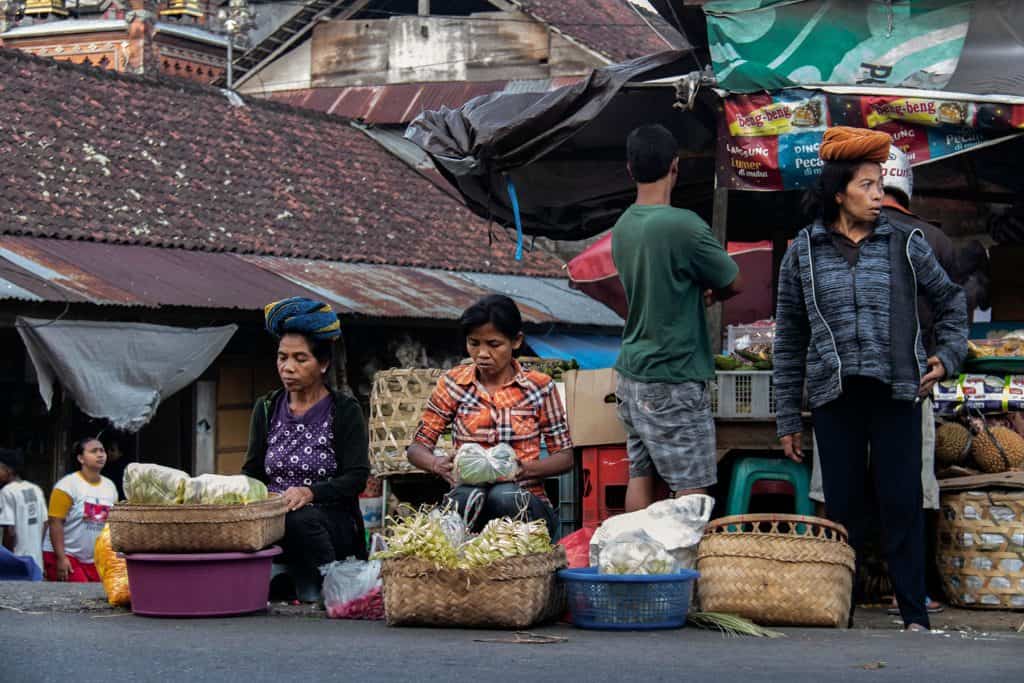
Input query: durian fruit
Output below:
<box><xmin>970</xmin><ymin>426</ymin><xmax>1024</xmax><ymax>473</ymax></box>
<box><xmin>935</xmin><ymin>422</ymin><xmax>972</xmax><ymax>467</ymax></box>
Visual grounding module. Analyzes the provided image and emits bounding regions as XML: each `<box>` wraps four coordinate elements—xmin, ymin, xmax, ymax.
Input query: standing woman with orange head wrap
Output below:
<box><xmin>772</xmin><ymin>127</ymin><xmax>968</xmax><ymax>630</ymax></box>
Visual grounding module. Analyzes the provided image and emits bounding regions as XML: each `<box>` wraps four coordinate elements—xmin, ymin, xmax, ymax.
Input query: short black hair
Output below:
<box><xmin>460</xmin><ymin>295</ymin><xmax>523</xmax><ymax>340</ymax></box>
<box><xmin>626</xmin><ymin>124</ymin><xmax>679</xmax><ymax>183</ymax></box>
<box><xmin>802</xmin><ymin>160</ymin><xmax>879</xmax><ymax>225</ymax></box>
<box><xmin>0</xmin><ymin>448</ymin><xmax>24</xmax><ymax>475</ymax></box>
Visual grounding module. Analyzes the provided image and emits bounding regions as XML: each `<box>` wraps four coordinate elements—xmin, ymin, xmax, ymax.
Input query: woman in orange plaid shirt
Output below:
<box><xmin>407</xmin><ymin>295</ymin><xmax>574</xmax><ymax>535</ymax></box>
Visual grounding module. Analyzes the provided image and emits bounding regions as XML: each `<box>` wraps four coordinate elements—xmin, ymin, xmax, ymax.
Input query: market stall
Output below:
<box><xmin>405</xmin><ymin>0</ymin><xmax>1024</xmax><ymax>616</ymax></box>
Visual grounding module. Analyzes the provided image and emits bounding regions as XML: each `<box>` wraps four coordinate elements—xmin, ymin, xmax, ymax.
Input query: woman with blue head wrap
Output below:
<box><xmin>242</xmin><ymin>297</ymin><xmax>369</xmax><ymax>601</ymax></box>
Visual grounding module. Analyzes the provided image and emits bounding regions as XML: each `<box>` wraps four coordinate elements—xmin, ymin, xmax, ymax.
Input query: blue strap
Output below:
<box><xmin>505</xmin><ymin>175</ymin><xmax>524</xmax><ymax>261</ymax></box>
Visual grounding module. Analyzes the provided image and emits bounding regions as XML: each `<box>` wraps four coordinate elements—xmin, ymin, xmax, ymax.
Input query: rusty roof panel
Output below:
<box><xmin>0</xmin><ymin>237</ymin><xmax>319</xmax><ymax>310</ymax></box>
<box><xmin>241</xmin><ymin>256</ymin><xmax>496</xmax><ymax>320</ymax></box>
<box><xmin>0</xmin><ymin>237</ymin><xmax>619</xmax><ymax>327</ymax></box>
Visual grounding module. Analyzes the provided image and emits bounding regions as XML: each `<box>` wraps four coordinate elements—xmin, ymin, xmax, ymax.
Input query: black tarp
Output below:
<box><xmin>405</xmin><ymin>51</ymin><xmax>712</xmax><ymax>240</ymax></box>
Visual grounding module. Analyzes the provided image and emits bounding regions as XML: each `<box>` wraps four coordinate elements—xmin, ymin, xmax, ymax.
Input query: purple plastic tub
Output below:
<box><xmin>124</xmin><ymin>546</ymin><xmax>281</xmax><ymax>617</ymax></box>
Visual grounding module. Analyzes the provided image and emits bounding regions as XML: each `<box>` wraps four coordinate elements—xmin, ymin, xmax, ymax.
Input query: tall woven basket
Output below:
<box><xmin>381</xmin><ymin>547</ymin><xmax>567</xmax><ymax>628</ymax></box>
<box><xmin>368</xmin><ymin>368</ymin><xmax>445</xmax><ymax>476</ymax></box>
<box><xmin>696</xmin><ymin>514</ymin><xmax>856</xmax><ymax>627</ymax></box>
<box><xmin>936</xmin><ymin>490</ymin><xmax>1024</xmax><ymax>610</ymax></box>
<box><xmin>107</xmin><ymin>494</ymin><xmax>287</xmax><ymax>553</ymax></box>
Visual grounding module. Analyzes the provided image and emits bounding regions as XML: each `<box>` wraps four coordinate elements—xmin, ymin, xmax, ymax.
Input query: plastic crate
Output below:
<box><xmin>543</xmin><ymin>468</ymin><xmax>579</xmax><ymax>541</ymax></box>
<box><xmin>581</xmin><ymin>447</ymin><xmax>670</xmax><ymax>529</ymax></box>
<box><xmin>559</xmin><ymin>567</ymin><xmax>699</xmax><ymax>630</ymax></box>
<box><xmin>710</xmin><ymin>371</ymin><xmax>775</xmax><ymax>419</ymax></box>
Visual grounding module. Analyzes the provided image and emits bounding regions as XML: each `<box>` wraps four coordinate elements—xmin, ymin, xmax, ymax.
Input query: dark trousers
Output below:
<box><xmin>280</xmin><ymin>503</ymin><xmax>364</xmax><ymax>575</ymax></box>
<box><xmin>447</xmin><ymin>483</ymin><xmax>557</xmax><ymax>537</ymax></box>
<box><xmin>812</xmin><ymin>377</ymin><xmax>929</xmax><ymax>629</ymax></box>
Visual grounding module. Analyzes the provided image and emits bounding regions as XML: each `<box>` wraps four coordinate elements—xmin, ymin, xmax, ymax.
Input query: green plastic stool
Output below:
<box><xmin>725</xmin><ymin>456</ymin><xmax>814</xmax><ymax>517</ymax></box>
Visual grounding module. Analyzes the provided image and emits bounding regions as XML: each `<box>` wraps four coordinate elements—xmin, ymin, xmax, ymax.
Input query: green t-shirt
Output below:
<box><xmin>612</xmin><ymin>204</ymin><xmax>739</xmax><ymax>383</ymax></box>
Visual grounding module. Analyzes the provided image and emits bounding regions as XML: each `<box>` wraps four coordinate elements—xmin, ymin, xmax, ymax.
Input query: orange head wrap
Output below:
<box><xmin>819</xmin><ymin>126</ymin><xmax>892</xmax><ymax>163</ymax></box>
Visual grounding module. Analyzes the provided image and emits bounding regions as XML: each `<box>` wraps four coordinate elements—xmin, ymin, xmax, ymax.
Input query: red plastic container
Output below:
<box><xmin>581</xmin><ymin>447</ymin><xmax>669</xmax><ymax>528</ymax></box>
<box><xmin>124</xmin><ymin>546</ymin><xmax>281</xmax><ymax>617</ymax></box>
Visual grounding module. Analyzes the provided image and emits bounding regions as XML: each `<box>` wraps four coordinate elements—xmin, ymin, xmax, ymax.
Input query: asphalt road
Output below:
<box><xmin>1</xmin><ymin>610</ymin><xmax>1020</xmax><ymax>683</ymax></box>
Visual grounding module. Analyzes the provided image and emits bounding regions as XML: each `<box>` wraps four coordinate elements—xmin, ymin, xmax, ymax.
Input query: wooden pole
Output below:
<box><xmin>418</xmin><ymin>0</ymin><xmax>430</xmax><ymax>16</ymax></box>
<box><xmin>708</xmin><ymin>186</ymin><xmax>728</xmax><ymax>353</ymax></box>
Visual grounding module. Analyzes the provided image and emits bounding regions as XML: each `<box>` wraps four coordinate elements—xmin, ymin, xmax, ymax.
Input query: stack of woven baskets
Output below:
<box><xmin>696</xmin><ymin>514</ymin><xmax>856</xmax><ymax>627</ymax></box>
<box><xmin>107</xmin><ymin>493</ymin><xmax>288</xmax><ymax>616</ymax></box>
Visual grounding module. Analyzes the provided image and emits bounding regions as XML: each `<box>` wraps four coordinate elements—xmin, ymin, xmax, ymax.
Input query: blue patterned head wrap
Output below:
<box><xmin>264</xmin><ymin>297</ymin><xmax>341</xmax><ymax>341</ymax></box>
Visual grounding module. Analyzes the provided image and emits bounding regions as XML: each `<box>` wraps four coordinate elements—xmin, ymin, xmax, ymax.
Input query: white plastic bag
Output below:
<box><xmin>598</xmin><ymin>529</ymin><xmax>681</xmax><ymax>575</ymax></box>
<box><xmin>453</xmin><ymin>443</ymin><xmax>520</xmax><ymax>485</ymax></box>
<box><xmin>180</xmin><ymin>474</ymin><xmax>268</xmax><ymax>505</ymax></box>
<box><xmin>322</xmin><ymin>557</ymin><xmax>383</xmax><ymax>620</ymax></box>
<box><xmin>590</xmin><ymin>494</ymin><xmax>714</xmax><ymax>570</ymax></box>
<box><xmin>123</xmin><ymin>463</ymin><xmax>188</xmax><ymax>505</ymax></box>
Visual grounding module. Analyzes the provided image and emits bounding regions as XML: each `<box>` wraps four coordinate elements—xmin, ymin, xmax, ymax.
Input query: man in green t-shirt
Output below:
<box><xmin>612</xmin><ymin>124</ymin><xmax>743</xmax><ymax>512</ymax></box>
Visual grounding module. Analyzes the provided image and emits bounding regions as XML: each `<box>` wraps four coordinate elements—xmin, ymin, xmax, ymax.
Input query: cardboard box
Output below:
<box><xmin>562</xmin><ymin>369</ymin><xmax>627</xmax><ymax>447</ymax></box>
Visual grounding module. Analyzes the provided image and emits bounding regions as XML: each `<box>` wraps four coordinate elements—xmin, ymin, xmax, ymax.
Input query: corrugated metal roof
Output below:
<box><xmin>269</xmin><ymin>80</ymin><xmax>578</xmax><ymax>125</ymax></box>
<box><xmin>0</xmin><ymin>237</ymin><xmax>319</xmax><ymax>309</ymax></box>
<box><xmin>0</xmin><ymin>237</ymin><xmax>621</xmax><ymax>327</ymax></box>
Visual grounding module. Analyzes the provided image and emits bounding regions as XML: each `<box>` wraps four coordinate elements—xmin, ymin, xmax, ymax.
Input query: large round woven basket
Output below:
<box><xmin>368</xmin><ymin>368</ymin><xmax>445</xmax><ymax>476</ymax></box>
<box><xmin>936</xmin><ymin>490</ymin><xmax>1024</xmax><ymax>610</ymax></box>
<box><xmin>696</xmin><ymin>514</ymin><xmax>856</xmax><ymax>627</ymax></box>
<box><xmin>108</xmin><ymin>494</ymin><xmax>287</xmax><ymax>554</ymax></box>
<box><xmin>381</xmin><ymin>546</ymin><xmax>567</xmax><ymax>628</ymax></box>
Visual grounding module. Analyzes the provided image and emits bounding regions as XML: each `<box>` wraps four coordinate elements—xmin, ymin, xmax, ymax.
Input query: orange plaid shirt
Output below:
<box><xmin>412</xmin><ymin>361</ymin><xmax>574</xmax><ymax>496</ymax></box>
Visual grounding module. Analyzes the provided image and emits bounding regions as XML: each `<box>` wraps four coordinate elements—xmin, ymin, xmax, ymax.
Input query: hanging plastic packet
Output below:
<box><xmin>453</xmin><ymin>443</ymin><xmax>520</xmax><ymax>485</ymax></box>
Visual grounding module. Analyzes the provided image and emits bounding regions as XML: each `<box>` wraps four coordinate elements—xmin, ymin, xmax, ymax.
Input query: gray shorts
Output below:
<box><xmin>615</xmin><ymin>373</ymin><xmax>717</xmax><ymax>492</ymax></box>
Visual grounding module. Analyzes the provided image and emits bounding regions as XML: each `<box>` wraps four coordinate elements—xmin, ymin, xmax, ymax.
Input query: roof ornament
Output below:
<box><xmin>0</xmin><ymin>0</ymin><xmax>25</xmax><ymax>33</ymax></box>
<box><xmin>216</xmin><ymin>0</ymin><xmax>256</xmax><ymax>90</ymax></box>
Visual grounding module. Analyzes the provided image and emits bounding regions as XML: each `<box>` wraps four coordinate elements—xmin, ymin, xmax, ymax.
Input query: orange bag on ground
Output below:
<box><xmin>94</xmin><ymin>525</ymin><xmax>130</xmax><ymax>607</ymax></box>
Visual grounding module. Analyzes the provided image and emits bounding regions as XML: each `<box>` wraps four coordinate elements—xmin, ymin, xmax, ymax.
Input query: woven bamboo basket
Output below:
<box><xmin>381</xmin><ymin>546</ymin><xmax>567</xmax><ymax>628</ymax></box>
<box><xmin>107</xmin><ymin>494</ymin><xmax>287</xmax><ymax>554</ymax></box>
<box><xmin>936</xmin><ymin>490</ymin><xmax>1024</xmax><ymax>610</ymax></box>
<box><xmin>696</xmin><ymin>514</ymin><xmax>856</xmax><ymax>627</ymax></box>
<box><xmin>368</xmin><ymin>368</ymin><xmax>446</xmax><ymax>476</ymax></box>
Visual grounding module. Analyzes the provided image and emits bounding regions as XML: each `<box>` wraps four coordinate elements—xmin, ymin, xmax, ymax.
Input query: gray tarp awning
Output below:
<box><xmin>17</xmin><ymin>318</ymin><xmax>237</xmax><ymax>432</ymax></box>
<box><xmin>405</xmin><ymin>51</ymin><xmax>715</xmax><ymax>241</ymax></box>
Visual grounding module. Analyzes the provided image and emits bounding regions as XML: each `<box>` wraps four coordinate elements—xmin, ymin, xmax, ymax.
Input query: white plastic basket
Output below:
<box><xmin>710</xmin><ymin>371</ymin><xmax>775</xmax><ymax>419</ymax></box>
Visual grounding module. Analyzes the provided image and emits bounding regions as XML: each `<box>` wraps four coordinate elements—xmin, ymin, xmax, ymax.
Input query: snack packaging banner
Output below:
<box><xmin>717</xmin><ymin>89</ymin><xmax>1023</xmax><ymax>191</ymax></box>
<box><xmin>934</xmin><ymin>374</ymin><xmax>1024</xmax><ymax>414</ymax></box>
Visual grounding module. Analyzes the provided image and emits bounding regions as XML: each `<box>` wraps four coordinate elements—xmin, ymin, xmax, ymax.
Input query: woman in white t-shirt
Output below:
<box><xmin>42</xmin><ymin>439</ymin><xmax>118</xmax><ymax>582</ymax></box>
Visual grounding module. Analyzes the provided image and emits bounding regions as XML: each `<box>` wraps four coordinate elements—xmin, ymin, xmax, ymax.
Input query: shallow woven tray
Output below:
<box><xmin>381</xmin><ymin>546</ymin><xmax>567</xmax><ymax>629</ymax></box>
<box><xmin>697</xmin><ymin>514</ymin><xmax>856</xmax><ymax>627</ymax></box>
<box><xmin>108</xmin><ymin>494</ymin><xmax>287</xmax><ymax>554</ymax></box>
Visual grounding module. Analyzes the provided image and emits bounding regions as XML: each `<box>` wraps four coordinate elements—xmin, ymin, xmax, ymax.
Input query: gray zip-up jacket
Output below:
<box><xmin>774</xmin><ymin>212</ymin><xmax>968</xmax><ymax>438</ymax></box>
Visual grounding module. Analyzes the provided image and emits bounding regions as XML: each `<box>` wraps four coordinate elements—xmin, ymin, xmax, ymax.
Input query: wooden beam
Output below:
<box><xmin>708</xmin><ymin>186</ymin><xmax>728</xmax><ymax>353</ymax></box>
